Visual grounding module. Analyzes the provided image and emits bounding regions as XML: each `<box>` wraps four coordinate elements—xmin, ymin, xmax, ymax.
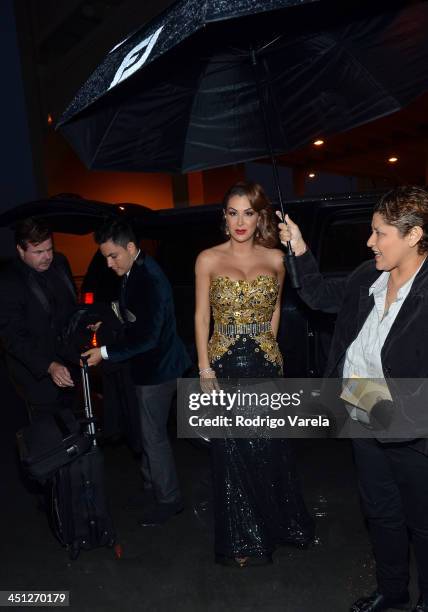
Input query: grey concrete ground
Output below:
<box><xmin>0</xmin><ymin>364</ymin><xmax>419</xmax><ymax>612</ymax></box>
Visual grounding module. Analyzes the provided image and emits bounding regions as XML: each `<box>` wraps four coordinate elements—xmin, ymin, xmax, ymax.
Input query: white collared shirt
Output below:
<box><xmin>342</xmin><ymin>259</ymin><xmax>425</xmax><ymax>422</ymax></box>
<box><xmin>343</xmin><ymin>259</ymin><xmax>425</xmax><ymax>380</ymax></box>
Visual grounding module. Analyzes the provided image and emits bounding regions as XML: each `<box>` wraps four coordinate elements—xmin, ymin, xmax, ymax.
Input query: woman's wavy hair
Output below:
<box><xmin>374</xmin><ymin>186</ymin><xmax>428</xmax><ymax>254</ymax></box>
<box><xmin>222</xmin><ymin>181</ymin><xmax>279</xmax><ymax>248</ymax></box>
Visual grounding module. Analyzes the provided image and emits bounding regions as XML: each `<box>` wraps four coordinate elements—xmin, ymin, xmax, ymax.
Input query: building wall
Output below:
<box><xmin>45</xmin><ymin>131</ymin><xmax>174</xmax><ymax>208</ymax></box>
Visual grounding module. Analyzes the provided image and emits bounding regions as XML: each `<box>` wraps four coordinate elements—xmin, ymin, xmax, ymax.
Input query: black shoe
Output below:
<box><xmin>412</xmin><ymin>596</ymin><xmax>428</xmax><ymax>612</ymax></box>
<box><xmin>138</xmin><ymin>501</ymin><xmax>184</xmax><ymax>526</ymax></box>
<box><xmin>350</xmin><ymin>590</ymin><xmax>410</xmax><ymax>612</ymax></box>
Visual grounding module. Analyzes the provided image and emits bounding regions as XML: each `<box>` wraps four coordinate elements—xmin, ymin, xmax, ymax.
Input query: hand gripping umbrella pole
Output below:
<box><xmin>250</xmin><ymin>46</ymin><xmax>300</xmax><ymax>289</ymax></box>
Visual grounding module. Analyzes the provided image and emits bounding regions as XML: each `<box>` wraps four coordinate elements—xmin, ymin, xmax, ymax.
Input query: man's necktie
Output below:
<box><xmin>119</xmin><ymin>275</ymin><xmax>128</xmax><ymax>322</ymax></box>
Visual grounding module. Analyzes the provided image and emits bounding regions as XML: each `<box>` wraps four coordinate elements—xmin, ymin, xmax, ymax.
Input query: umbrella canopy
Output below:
<box><xmin>0</xmin><ymin>196</ymin><xmax>156</xmax><ymax>234</ymax></box>
<box><xmin>57</xmin><ymin>0</ymin><xmax>428</xmax><ymax>174</ymax></box>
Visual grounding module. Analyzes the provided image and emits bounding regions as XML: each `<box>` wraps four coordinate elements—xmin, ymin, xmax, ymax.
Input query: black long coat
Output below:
<box><xmin>296</xmin><ymin>250</ymin><xmax>428</xmax><ymax>448</ymax></box>
<box><xmin>0</xmin><ymin>253</ymin><xmax>76</xmax><ymax>406</ymax></box>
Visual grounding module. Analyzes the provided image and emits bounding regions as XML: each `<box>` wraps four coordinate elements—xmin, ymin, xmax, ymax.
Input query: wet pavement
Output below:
<box><xmin>0</xmin><ymin>363</ymin><xmax>420</xmax><ymax>612</ymax></box>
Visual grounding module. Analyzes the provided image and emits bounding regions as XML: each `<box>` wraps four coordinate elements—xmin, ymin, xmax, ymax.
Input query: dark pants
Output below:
<box><xmin>135</xmin><ymin>379</ymin><xmax>181</xmax><ymax>505</ymax></box>
<box><xmin>353</xmin><ymin>438</ymin><xmax>428</xmax><ymax>599</ymax></box>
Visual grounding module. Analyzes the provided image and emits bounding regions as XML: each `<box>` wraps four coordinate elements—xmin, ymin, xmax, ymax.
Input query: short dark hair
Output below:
<box><xmin>374</xmin><ymin>186</ymin><xmax>428</xmax><ymax>254</ymax></box>
<box><xmin>15</xmin><ymin>217</ymin><xmax>51</xmax><ymax>250</ymax></box>
<box><xmin>94</xmin><ymin>218</ymin><xmax>137</xmax><ymax>248</ymax></box>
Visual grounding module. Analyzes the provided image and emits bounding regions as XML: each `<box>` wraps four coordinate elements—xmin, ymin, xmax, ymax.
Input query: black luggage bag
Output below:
<box><xmin>16</xmin><ymin>408</ymin><xmax>92</xmax><ymax>481</ymax></box>
<box><xmin>49</xmin><ymin>358</ymin><xmax>118</xmax><ymax>560</ymax></box>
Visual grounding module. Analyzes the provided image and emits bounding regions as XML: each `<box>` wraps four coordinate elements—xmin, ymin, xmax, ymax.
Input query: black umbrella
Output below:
<box><xmin>57</xmin><ymin>0</ymin><xmax>428</xmax><ymax>285</ymax></box>
<box><xmin>58</xmin><ymin>0</ymin><xmax>428</xmax><ymax>174</ymax></box>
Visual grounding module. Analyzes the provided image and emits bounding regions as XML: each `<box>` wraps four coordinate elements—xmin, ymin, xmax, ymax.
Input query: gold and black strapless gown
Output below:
<box><xmin>209</xmin><ymin>276</ymin><xmax>314</xmax><ymax>560</ymax></box>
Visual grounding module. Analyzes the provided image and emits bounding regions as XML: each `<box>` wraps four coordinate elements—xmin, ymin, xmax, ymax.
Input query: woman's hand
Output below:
<box><xmin>199</xmin><ymin>367</ymin><xmax>219</xmax><ymax>393</ymax></box>
<box><xmin>276</xmin><ymin>212</ymin><xmax>308</xmax><ymax>256</ymax></box>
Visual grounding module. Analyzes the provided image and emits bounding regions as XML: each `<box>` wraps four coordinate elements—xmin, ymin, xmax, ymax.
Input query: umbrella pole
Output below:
<box><xmin>250</xmin><ymin>48</ymin><xmax>300</xmax><ymax>289</ymax></box>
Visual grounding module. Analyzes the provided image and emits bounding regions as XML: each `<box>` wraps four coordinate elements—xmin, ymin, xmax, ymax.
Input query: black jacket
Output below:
<box><xmin>106</xmin><ymin>253</ymin><xmax>191</xmax><ymax>385</ymax></box>
<box><xmin>296</xmin><ymin>250</ymin><xmax>428</xmax><ymax>445</ymax></box>
<box><xmin>0</xmin><ymin>253</ymin><xmax>76</xmax><ymax>404</ymax></box>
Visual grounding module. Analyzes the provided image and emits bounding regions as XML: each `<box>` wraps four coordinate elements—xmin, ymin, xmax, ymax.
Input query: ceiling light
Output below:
<box><xmin>388</xmin><ymin>156</ymin><xmax>398</xmax><ymax>163</ymax></box>
<box><xmin>313</xmin><ymin>139</ymin><xmax>324</xmax><ymax>146</ymax></box>
<box><xmin>308</xmin><ymin>172</ymin><xmax>316</xmax><ymax>178</ymax></box>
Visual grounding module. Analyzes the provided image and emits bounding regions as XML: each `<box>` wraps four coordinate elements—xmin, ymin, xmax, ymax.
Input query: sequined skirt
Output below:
<box><xmin>210</xmin><ymin>336</ymin><xmax>314</xmax><ymax>559</ymax></box>
<box><xmin>209</xmin><ymin>332</ymin><xmax>283</xmax><ymax>375</ymax></box>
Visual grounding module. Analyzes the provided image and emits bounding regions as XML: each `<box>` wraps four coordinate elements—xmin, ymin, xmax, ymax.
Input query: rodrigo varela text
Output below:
<box><xmin>188</xmin><ymin>414</ymin><xmax>330</xmax><ymax>428</ymax></box>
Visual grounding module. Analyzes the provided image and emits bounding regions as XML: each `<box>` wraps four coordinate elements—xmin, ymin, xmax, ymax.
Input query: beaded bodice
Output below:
<box><xmin>208</xmin><ymin>275</ymin><xmax>283</xmax><ymax>371</ymax></box>
<box><xmin>209</xmin><ymin>275</ymin><xmax>279</xmax><ymax>325</ymax></box>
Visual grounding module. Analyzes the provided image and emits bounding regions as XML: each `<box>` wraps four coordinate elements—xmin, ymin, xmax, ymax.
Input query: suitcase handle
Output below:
<box><xmin>80</xmin><ymin>356</ymin><xmax>97</xmax><ymax>444</ymax></box>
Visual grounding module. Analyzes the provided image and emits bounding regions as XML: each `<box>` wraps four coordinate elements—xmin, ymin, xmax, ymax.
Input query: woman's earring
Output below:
<box><xmin>225</xmin><ymin>225</ymin><xmax>230</xmax><ymax>236</ymax></box>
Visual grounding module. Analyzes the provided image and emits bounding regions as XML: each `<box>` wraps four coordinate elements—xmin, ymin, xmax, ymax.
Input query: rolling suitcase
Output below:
<box><xmin>49</xmin><ymin>357</ymin><xmax>120</xmax><ymax>560</ymax></box>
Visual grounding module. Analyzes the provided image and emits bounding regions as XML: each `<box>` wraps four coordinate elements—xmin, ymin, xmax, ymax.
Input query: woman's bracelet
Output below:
<box><xmin>199</xmin><ymin>367</ymin><xmax>215</xmax><ymax>376</ymax></box>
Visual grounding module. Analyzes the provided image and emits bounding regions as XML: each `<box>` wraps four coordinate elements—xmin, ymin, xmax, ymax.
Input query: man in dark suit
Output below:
<box><xmin>0</xmin><ymin>217</ymin><xmax>77</xmax><ymax>417</ymax></box>
<box><xmin>82</xmin><ymin>219</ymin><xmax>191</xmax><ymax>526</ymax></box>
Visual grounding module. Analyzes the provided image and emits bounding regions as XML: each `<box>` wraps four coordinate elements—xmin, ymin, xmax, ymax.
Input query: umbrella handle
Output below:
<box><xmin>283</xmin><ymin>249</ymin><xmax>301</xmax><ymax>289</ymax></box>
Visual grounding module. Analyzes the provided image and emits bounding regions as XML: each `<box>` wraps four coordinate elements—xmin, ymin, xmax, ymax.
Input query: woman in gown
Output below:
<box><xmin>194</xmin><ymin>181</ymin><xmax>314</xmax><ymax>567</ymax></box>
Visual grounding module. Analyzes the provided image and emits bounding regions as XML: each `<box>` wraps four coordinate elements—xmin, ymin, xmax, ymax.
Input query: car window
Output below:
<box><xmin>158</xmin><ymin>228</ymin><xmax>223</xmax><ymax>285</ymax></box>
<box><xmin>319</xmin><ymin>216</ymin><xmax>371</xmax><ymax>274</ymax></box>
